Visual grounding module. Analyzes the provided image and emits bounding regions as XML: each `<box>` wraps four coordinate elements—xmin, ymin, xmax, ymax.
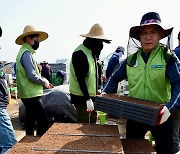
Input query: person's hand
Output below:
<box><xmin>158</xmin><ymin>106</ymin><xmax>170</xmax><ymax>125</ymax></box>
<box><xmin>44</xmin><ymin>79</ymin><xmax>50</xmax><ymax>88</ymax></box>
<box><xmin>101</xmin><ymin>92</ymin><xmax>107</xmax><ymax>95</ymax></box>
<box><xmin>97</xmin><ymin>89</ymin><xmax>101</xmax><ymax>95</ymax></box>
<box><xmin>86</xmin><ymin>99</ymin><xmax>94</xmax><ymax>112</ymax></box>
<box><xmin>49</xmin><ymin>83</ymin><xmax>54</xmax><ymax>88</ymax></box>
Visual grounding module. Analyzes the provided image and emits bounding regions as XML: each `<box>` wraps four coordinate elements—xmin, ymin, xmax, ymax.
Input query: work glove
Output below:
<box><xmin>158</xmin><ymin>106</ymin><xmax>170</xmax><ymax>125</ymax></box>
<box><xmin>86</xmin><ymin>99</ymin><xmax>94</xmax><ymax>112</ymax></box>
<box><xmin>97</xmin><ymin>89</ymin><xmax>101</xmax><ymax>95</ymax></box>
<box><xmin>44</xmin><ymin>78</ymin><xmax>50</xmax><ymax>88</ymax></box>
<box><xmin>101</xmin><ymin>92</ymin><xmax>107</xmax><ymax>95</ymax></box>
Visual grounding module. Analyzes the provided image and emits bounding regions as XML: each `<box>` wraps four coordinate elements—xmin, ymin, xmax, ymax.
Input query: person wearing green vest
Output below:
<box><xmin>102</xmin><ymin>12</ymin><xmax>180</xmax><ymax>154</ymax></box>
<box><xmin>69</xmin><ymin>23</ymin><xmax>111</xmax><ymax>123</ymax></box>
<box><xmin>15</xmin><ymin>25</ymin><xmax>50</xmax><ymax>136</ymax></box>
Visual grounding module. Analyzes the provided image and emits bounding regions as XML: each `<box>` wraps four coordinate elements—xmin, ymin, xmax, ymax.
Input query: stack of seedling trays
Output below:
<box><xmin>95</xmin><ymin>94</ymin><xmax>163</xmax><ymax>126</ymax></box>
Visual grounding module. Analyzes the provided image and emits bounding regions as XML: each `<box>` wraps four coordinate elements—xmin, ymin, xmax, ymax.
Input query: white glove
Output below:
<box><xmin>44</xmin><ymin>78</ymin><xmax>49</xmax><ymax>88</ymax></box>
<box><xmin>86</xmin><ymin>99</ymin><xmax>94</xmax><ymax>112</ymax></box>
<box><xmin>101</xmin><ymin>92</ymin><xmax>107</xmax><ymax>95</ymax></box>
<box><xmin>159</xmin><ymin>106</ymin><xmax>170</xmax><ymax>124</ymax></box>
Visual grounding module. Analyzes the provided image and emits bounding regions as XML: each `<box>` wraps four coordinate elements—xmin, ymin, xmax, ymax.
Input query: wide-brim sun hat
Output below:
<box><xmin>0</xmin><ymin>27</ymin><xmax>2</xmax><ymax>37</ymax></box>
<box><xmin>80</xmin><ymin>23</ymin><xmax>112</xmax><ymax>43</ymax></box>
<box><xmin>15</xmin><ymin>25</ymin><xmax>48</xmax><ymax>45</ymax></box>
<box><xmin>178</xmin><ymin>31</ymin><xmax>180</xmax><ymax>39</ymax></box>
<box><xmin>130</xmin><ymin>12</ymin><xmax>173</xmax><ymax>40</ymax></box>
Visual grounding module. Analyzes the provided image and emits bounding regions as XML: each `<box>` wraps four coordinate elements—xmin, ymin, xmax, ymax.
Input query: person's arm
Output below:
<box><xmin>21</xmin><ymin>51</ymin><xmax>48</xmax><ymax>85</ymax></box>
<box><xmin>165</xmin><ymin>56</ymin><xmax>180</xmax><ymax>112</ymax></box>
<box><xmin>103</xmin><ymin>59</ymin><xmax>127</xmax><ymax>93</ymax></box>
<box><xmin>106</xmin><ymin>57</ymin><xmax>119</xmax><ymax>79</ymax></box>
<box><xmin>72</xmin><ymin>50</ymin><xmax>90</xmax><ymax>100</ymax></box>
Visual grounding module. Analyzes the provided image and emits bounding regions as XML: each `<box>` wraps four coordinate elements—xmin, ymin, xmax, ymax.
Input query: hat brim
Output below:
<box><xmin>0</xmin><ymin>27</ymin><xmax>2</xmax><ymax>37</ymax></box>
<box><xmin>15</xmin><ymin>31</ymin><xmax>48</xmax><ymax>45</ymax></box>
<box><xmin>80</xmin><ymin>34</ymin><xmax>112</xmax><ymax>44</ymax></box>
<box><xmin>130</xmin><ymin>23</ymin><xmax>173</xmax><ymax>40</ymax></box>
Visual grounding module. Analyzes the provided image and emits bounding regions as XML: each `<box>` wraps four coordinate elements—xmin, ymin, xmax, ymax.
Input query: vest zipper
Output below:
<box><xmin>144</xmin><ymin>64</ymin><xmax>147</xmax><ymax>98</ymax></box>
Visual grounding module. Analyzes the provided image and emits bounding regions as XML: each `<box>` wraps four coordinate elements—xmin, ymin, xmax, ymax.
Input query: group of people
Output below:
<box><xmin>69</xmin><ymin>12</ymin><xmax>180</xmax><ymax>154</ymax></box>
<box><xmin>0</xmin><ymin>11</ymin><xmax>179</xmax><ymax>154</ymax></box>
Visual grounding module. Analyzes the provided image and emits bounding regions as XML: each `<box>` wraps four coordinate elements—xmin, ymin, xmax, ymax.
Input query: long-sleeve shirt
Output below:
<box><xmin>20</xmin><ymin>51</ymin><xmax>47</xmax><ymax>85</ymax></box>
<box><xmin>174</xmin><ymin>45</ymin><xmax>180</xmax><ymax>58</ymax></box>
<box><xmin>71</xmin><ymin>50</ymin><xmax>91</xmax><ymax>100</ymax></box>
<box><xmin>106</xmin><ymin>55</ymin><xmax>120</xmax><ymax>79</ymax></box>
<box><xmin>106</xmin><ymin>51</ymin><xmax>124</xmax><ymax>79</ymax></box>
<box><xmin>0</xmin><ymin>77</ymin><xmax>8</xmax><ymax>108</ymax></box>
<box><xmin>103</xmin><ymin>52</ymin><xmax>180</xmax><ymax>113</ymax></box>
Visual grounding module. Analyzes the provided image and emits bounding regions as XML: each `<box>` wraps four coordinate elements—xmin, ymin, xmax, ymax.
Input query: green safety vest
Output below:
<box><xmin>127</xmin><ymin>44</ymin><xmax>171</xmax><ymax>103</ymax></box>
<box><xmin>16</xmin><ymin>43</ymin><xmax>43</xmax><ymax>98</ymax></box>
<box><xmin>69</xmin><ymin>44</ymin><xmax>96</xmax><ymax>96</ymax></box>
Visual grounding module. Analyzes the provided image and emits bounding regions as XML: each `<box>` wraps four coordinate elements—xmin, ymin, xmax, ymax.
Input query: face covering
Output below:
<box><xmin>32</xmin><ymin>40</ymin><xmax>39</xmax><ymax>50</ymax></box>
<box><xmin>84</xmin><ymin>38</ymin><xmax>103</xmax><ymax>58</ymax></box>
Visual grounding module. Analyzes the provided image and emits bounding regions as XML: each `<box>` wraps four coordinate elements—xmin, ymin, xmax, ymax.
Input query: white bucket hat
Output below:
<box><xmin>80</xmin><ymin>23</ymin><xmax>111</xmax><ymax>43</ymax></box>
<box><xmin>15</xmin><ymin>25</ymin><xmax>48</xmax><ymax>45</ymax></box>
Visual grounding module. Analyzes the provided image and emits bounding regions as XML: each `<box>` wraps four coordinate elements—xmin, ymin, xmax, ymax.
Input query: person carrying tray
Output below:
<box><xmin>102</xmin><ymin>12</ymin><xmax>180</xmax><ymax>154</ymax></box>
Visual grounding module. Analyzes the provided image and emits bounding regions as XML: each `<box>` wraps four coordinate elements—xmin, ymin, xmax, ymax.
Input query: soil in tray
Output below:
<box><xmin>34</xmin><ymin>134</ymin><xmax>123</xmax><ymax>153</ymax></box>
<box><xmin>47</xmin><ymin>123</ymin><xmax>119</xmax><ymax>136</ymax></box>
<box><xmin>19</xmin><ymin>135</ymin><xmax>41</xmax><ymax>143</ymax></box>
<box><xmin>7</xmin><ymin>136</ymin><xmax>41</xmax><ymax>154</ymax></box>
<box><xmin>121</xmin><ymin>139</ymin><xmax>156</xmax><ymax>153</ymax></box>
<box><xmin>99</xmin><ymin>94</ymin><xmax>163</xmax><ymax>109</ymax></box>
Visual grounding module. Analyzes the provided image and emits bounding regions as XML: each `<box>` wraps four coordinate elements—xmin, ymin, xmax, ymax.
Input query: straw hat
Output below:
<box><xmin>15</xmin><ymin>25</ymin><xmax>48</xmax><ymax>45</ymax></box>
<box><xmin>178</xmin><ymin>31</ymin><xmax>180</xmax><ymax>39</ymax></box>
<box><xmin>80</xmin><ymin>23</ymin><xmax>111</xmax><ymax>43</ymax></box>
<box><xmin>130</xmin><ymin>12</ymin><xmax>173</xmax><ymax>40</ymax></box>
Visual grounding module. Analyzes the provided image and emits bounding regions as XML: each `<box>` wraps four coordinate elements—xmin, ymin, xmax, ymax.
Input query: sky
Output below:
<box><xmin>0</xmin><ymin>0</ymin><xmax>180</xmax><ymax>63</ymax></box>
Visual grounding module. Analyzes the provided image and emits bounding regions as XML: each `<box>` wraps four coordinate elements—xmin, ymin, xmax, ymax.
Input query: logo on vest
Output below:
<box><xmin>151</xmin><ymin>65</ymin><xmax>163</xmax><ymax>69</ymax></box>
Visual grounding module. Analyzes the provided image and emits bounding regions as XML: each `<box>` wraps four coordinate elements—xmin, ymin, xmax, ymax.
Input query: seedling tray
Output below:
<box><xmin>95</xmin><ymin>94</ymin><xmax>163</xmax><ymax>126</ymax></box>
<box><xmin>121</xmin><ymin>139</ymin><xmax>156</xmax><ymax>153</ymax></box>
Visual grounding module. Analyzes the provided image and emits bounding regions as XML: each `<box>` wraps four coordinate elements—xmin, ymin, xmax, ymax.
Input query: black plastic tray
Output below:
<box><xmin>95</xmin><ymin>95</ymin><xmax>162</xmax><ymax>126</ymax></box>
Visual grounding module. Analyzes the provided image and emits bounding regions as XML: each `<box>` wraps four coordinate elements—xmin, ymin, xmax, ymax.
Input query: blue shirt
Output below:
<box><xmin>20</xmin><ymin>51</ymin><xmax>47</xmax><ymax>85</ymax></box>
<box><xmin>174</xmin><ymin>45</ymin><xmax>180</xmax><ymax>58</ymax></box>
<box><xmin>103</xmin><ymin>52</ymin><xmax>180</xmax><ymax>113</ymax></box>
<box><xmin>106</xmin><ymin>54</ymin><xmax>120</xmax><ymax>79</ymax></box>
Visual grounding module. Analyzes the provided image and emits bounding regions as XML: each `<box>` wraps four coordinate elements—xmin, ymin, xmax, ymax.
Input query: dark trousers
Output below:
<box><xmin>21</xmin><ymin>96</ymin><xmax>49</xmax><ymax>136</ymax></box>
<box><xmin>126</xmin><ymin>118</ymin><xmax>173</xmax><ymax>154</ymax></box>
<box><xmin>70</xmin><ymin>94</ymin><xmax>97</xmax><ymax>123</ymax></box>
<box><xmin>73</xmin><ymin>104</ymin><xmax>97</xmax><ymax>123</ymax></box>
